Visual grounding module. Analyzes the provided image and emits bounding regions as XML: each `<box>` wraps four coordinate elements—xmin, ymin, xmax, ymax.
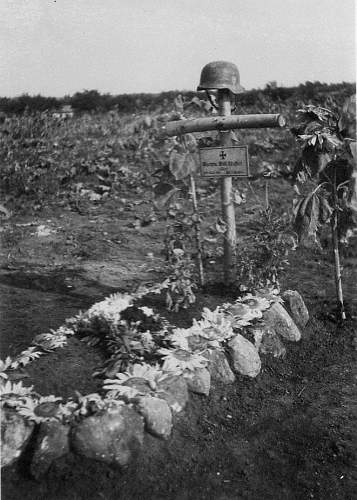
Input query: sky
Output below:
<box><xmin>0</xmin><ymin>0</ymin><xmax>355</xmax><ymax>97</ymax></box>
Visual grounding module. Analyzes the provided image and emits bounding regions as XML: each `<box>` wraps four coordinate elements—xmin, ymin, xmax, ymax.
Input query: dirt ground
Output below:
<box><xmin>1</xmin><ymin>179</ymin><xmax>356</xmax><ymax>500</ymax></box>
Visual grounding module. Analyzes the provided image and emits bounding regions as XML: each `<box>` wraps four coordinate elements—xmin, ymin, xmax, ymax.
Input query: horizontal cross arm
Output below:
<box><xmin>161</xmin><ymin>113</ymin><xmax>286</xmax><ymax>137</ymax></box>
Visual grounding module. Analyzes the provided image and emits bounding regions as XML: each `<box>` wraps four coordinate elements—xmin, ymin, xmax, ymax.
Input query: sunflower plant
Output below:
<box><xmin>10</xmin><ymin>346</ymin><xmax>43</xmax><ymax>369</ymax></box>
<box><xmin>0</xmin><ymin>356</ymin><xmax>13</xmax><ymax>380</ymax></box>
<box><xmin>163</xmin><ymin>248</ymin><xmax>197</xmax><ymax>313</ymax></box>
<box><xmin>237</xmin><ymin>293</ymin><xmax>271</xmax><ymax>312</ymax></box>
<box><xmin>32</xmin><ymin>332</ymin><xmax>68</xmax><ymax>351</ymax></box>
<box><xmin>222</xmin><ymin>302</ymin><xmax>259</xmax><ymax>327</ymax></box>
<box><xmin>17</xmin><ymin>395</ymin><xmax>64</xmax><ymax>423</ymax></box>
<box><xmin>103</xmin><ymin>363</ymin><xmax>167</xmax><ymax>402</ymax></box>
<box><xmin>0</xmin><ymin>380</ymin><xmax>35</xmax><ymax>409</ymax></box>
<box><xmin>199</xmin><ymin>307</ymin><xmax>235</xmax><ymax>339</ymax></box>
<box><xmin>159</xmin><ymin>347</ymin><xmax>208</xmax><ymax>375</ymax></box>
<box><xmin>292</xmin><ymin>100</ymin><xmax>356</xmax><ymax>319</ymax></box>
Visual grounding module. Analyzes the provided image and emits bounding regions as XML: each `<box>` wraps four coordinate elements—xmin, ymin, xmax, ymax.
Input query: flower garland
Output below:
<box><xmin>1</xmin><ymin>285</ymin><xmax>280</xmax><ymax>425</ymax></box>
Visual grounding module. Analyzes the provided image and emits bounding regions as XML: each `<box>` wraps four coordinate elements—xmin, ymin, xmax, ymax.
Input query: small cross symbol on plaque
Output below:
<box><xmin>220</xmin><ymin>151</ymin><xmax>227</xmax><ymax>160</ymax></box>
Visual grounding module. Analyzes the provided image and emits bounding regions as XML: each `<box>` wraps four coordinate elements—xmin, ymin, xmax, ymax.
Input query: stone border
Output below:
<box><xmin>1</xmin><ymin>286</ymin><xmax>309</xmax><ymax>477</ymax></box>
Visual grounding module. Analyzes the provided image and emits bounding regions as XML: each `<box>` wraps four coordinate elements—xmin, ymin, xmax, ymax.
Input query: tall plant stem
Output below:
<box><xmin>331</xmin><ymin>170</ymin><xmax>346</xmax><ymax>320</ymax></box>
<box><xmin>190</xmin><ymin>174</ymin><xmax>205</xmax><ymax>286</ymax></box>
<box><xmin>265</xmin><ymin>178</ymin><xmax>270</xmax><ymax>209</ymax></box>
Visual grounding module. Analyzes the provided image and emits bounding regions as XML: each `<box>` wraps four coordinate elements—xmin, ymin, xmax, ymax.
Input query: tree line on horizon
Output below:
<box><xmin>0</xmin><ymin>81</ymin><xmax>354</xmax><ymax>115</ymax></box>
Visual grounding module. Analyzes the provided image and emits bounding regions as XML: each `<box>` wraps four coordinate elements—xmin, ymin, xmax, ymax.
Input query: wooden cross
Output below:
<box><xmin>161</xmin><ymin>89</ymin><xmax>286</xmax><ymax>284</ymax></box>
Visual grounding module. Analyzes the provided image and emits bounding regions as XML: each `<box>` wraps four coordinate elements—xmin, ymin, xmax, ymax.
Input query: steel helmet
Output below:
<box><xmin>197</xmin><ymin>61</ymin><xmax>245</xmax><ymax>95</ymax></box>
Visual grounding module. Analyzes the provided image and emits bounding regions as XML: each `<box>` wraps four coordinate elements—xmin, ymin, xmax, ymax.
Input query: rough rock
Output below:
<box><xmin>185</xmin><ymin>368</ymin><xmax>211</xmax><ymax>396</ymax></box>
<box><xmin>137</xmin><ymin>396</ymin><xmax>172</xmax><ymax>439</ymax></box>
<box><xmin>282</xmin><ymin>290</ymin><xmax>309</xmax><ymax>329</ymax></box>
<box><xmin>157</xmin><ymin>374</ymin><xmax>189</xmax><ymax>413</ymax></box>
<box><xmin>1</xmin><ymin>408</ymin><xmax>35</xmax><ymax>468</ymax></box>
<box><xmin>30</xmin><ymin>420</ymin><xmax>70</xmax><ymax>479</ymax></box>
<box><xmin>71</xmin><ymin>403</ymin><xmax>144</xmax><ymax>467</ymax></box>
<box><xmin>228</xmin><ymin>334</ymin><xmax>261</xmax><ymax>378</ymax></box>
<box><xmin>205</xmin><ymin>350</ymin><xmax>235</xmax><ymax>384</ymax></box>
<box><xmin>262</xmin><ymin>302</ymin><xmax>301</xmax><ymax>342</ymax></box>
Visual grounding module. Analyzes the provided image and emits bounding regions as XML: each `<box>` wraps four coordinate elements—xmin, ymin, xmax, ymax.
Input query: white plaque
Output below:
<box><xmin>199</xmin><ymin>146</ymin><xmax>249</xmax><ymax>177</ymax></box>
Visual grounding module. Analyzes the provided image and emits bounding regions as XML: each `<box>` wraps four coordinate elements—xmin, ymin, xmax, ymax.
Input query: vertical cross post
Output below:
<box><xmin>218</xmin><ymin>89</ymin><xmax>236</xmax><ymax>284</ymax></box>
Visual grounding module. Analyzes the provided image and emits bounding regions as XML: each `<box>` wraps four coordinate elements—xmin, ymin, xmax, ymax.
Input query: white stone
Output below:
<box><xmin>204</xmin><ymin>349</ymin><xmax>235</xmax><ymax>384</ymax></box>
<box><xmin>71</xmin><ymin>403</ymin><xmax>144</xmax><ymax>467</ymax></box>
<box><xmin>185</xmin><ymin>368</ymin><xmax>211</xmax><ymax>396</ymax></box>
<box><xmin>157</xmin><ymin>374</ymin><xmax>189</xmax><ymax>413</ymax></box>
<box><xmin>262</xmin><ymin>302</ymin><xmax>301</xmax><ymax>342</ymax></box>
<box><xmin>228</xmin><ymin>334</ymin><xmax>261</xmax><ymax>378</ymax></box>
<box><xmin>282</xmin><ymin>290</ymin><xmax>309</xmax><ymax>329</ymax></box>
<box><xmin>137</xmin><ymin>396</ymin><xmax>172</xmax><ymax>439</ymax></box>
<box><xmin>31</xmin><ymin>420</ymin><xmax>70</xmax><ymax>478</ymax></box>
<box><xmin>1</xmin><ymin>409</ymin><xmax>35</xmax><ymax>468</ymax></box>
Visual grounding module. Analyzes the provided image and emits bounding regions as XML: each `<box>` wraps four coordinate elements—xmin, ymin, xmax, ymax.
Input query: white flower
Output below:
<box><xmin>17</xmin><ymin>395</ymin><xmax>63</xmax><ymax>423</ymax></box>
<box><xmin>198</xmin><ymin>307</ymin><xmax>234</xmax><ymax>341</ymax></box>
<box><xmin>187</xmin><ymin>332</ymin><xmax>221</xmax><ymax>352</ymax></box>
<box><xmin>32</xmin><ymin>332</ymin><xmax>67</xmax><ymax>351</ymax></box>
<box><xmin>223</xmin><ymin>302</ymin><xmax>258</xmax><ymax>327</ymax></box>
<box><xmin>0</xmin><ymin>356</ymin><xmax>13</xmax><ymax>380</ymax></box>
<box><xmin>237</xmin><ymin>293</ymin><xmax>271</xmax><ymax>312</ymax></box>
<box><xmin>169</xmin><ymin>328</ymin><xmax>191</xmax><ymax>350</ymax></box>
<box><xmin>87</xmin><ymin>293</ymin><xmax>133</xmax><ymax>325</ymax></box>
<box><xmin>52</xmin><ymin>326</ymin><xmax>76</xmax><ymax>337</ymax></box>
<box><xmin>10</xmin><ymin>347</ymin><xmax>43</xmax><ymax>369</ymax></box>
<box><xmin>170</xmin><ymin>325</ymin><xmax>222</xmax><ymax>354</ymax></box>
<box><xmin>103</xmin><ymin>363</ymin><xmax>166</xmax><ymax>400</ymax></box>
<box><xmin>1</xmin><ymin>380</ymin><xmax>33</xmax><ymax>398</ymax></box>
<box><xmin>159</xmin><ymin>348</ymin><xmax>207</xmax><ymax>374</ymax></box>
<box><xmin>197</xmin><ymin>319</ymin><xmax>234</xmax><ymax>343</ymax></box>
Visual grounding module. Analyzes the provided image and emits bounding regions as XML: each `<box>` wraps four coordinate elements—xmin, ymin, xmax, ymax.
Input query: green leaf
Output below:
<box><xmin>317</xmin><ymin>153</ymin><xmax>331</xmax><ymax>172</ymax></box>
<box><xmin>154</xmin><ymin>182</ymin><xmax>175</xmax><ymax>197</ymax></box>
<box><xmin>319</xmin><ymin>196</ymin><xmax>333</xmax><ymax>224</ymax></box>
<box><xmin>347</xmin><ymin>140</ymin><xmax>356</xmax><ymax>161</ymax></box>
<box><xmin>169</xmin><ymin>151</ymin><xmax>197</xmax><ymax>180</ymax></box>
<box><xmin>293</xmin><ymin>192</ymin><xmax>321</xmax><ymax>248</ymax></box>
<box><xmin>153</xmin><ymin>182</ymin><xmax>179</xmax><ymax>209</ymax></box>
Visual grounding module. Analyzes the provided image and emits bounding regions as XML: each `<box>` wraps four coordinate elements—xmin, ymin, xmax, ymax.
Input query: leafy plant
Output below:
<box><xmin>103</xmin><ymin>363</ymin><xmax>167</xmax><ymax>401</ymax></box>
<box><xmin>235</xmin><ymin>208</ymin><xmax>296</xmax><ymax>290</ymax></box>
<box><xmin>163</xmin><ymin>248</ymin><xmax>197</xmax><ymax>312</ymax></box>
<box><xmin>17</xmin><ymin>395</ymin><xmax>63</xmax><ymax>423</ymax></box>
<box><xmin>0</xmin><ymin>357</ymin><xmax>12</xmax><ymax>380</ymax></box>
<box><xmin>292</xmin><ymin>101</ymin><xmax>356</xmax><ymax>319</ymax></box>
<box><xmin>152</xmin><ymin>95</ymin><xmax>206</xmax><ymax>299</ymax></box>
<box><xmin>10</xmin><ymin>346</ymin><xmax>43</xmax><ymax>369</ymax></box>
<box><xmin>32</xmin><ymin>332</ymin><xmax>68</xmax><ymax>351</ymax></box>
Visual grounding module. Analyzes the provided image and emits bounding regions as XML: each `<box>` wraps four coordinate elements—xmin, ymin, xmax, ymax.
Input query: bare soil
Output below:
<box><xmin>1</xmin><ymin>179</ymin><xmax>356</xmax><ymax>500</ymax></box>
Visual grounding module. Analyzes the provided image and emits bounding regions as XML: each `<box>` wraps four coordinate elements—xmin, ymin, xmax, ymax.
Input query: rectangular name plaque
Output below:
<box><xmin>199</xmin><ymin>146</ymin><xmax>249</xmax><ymax>178</ymax></box>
